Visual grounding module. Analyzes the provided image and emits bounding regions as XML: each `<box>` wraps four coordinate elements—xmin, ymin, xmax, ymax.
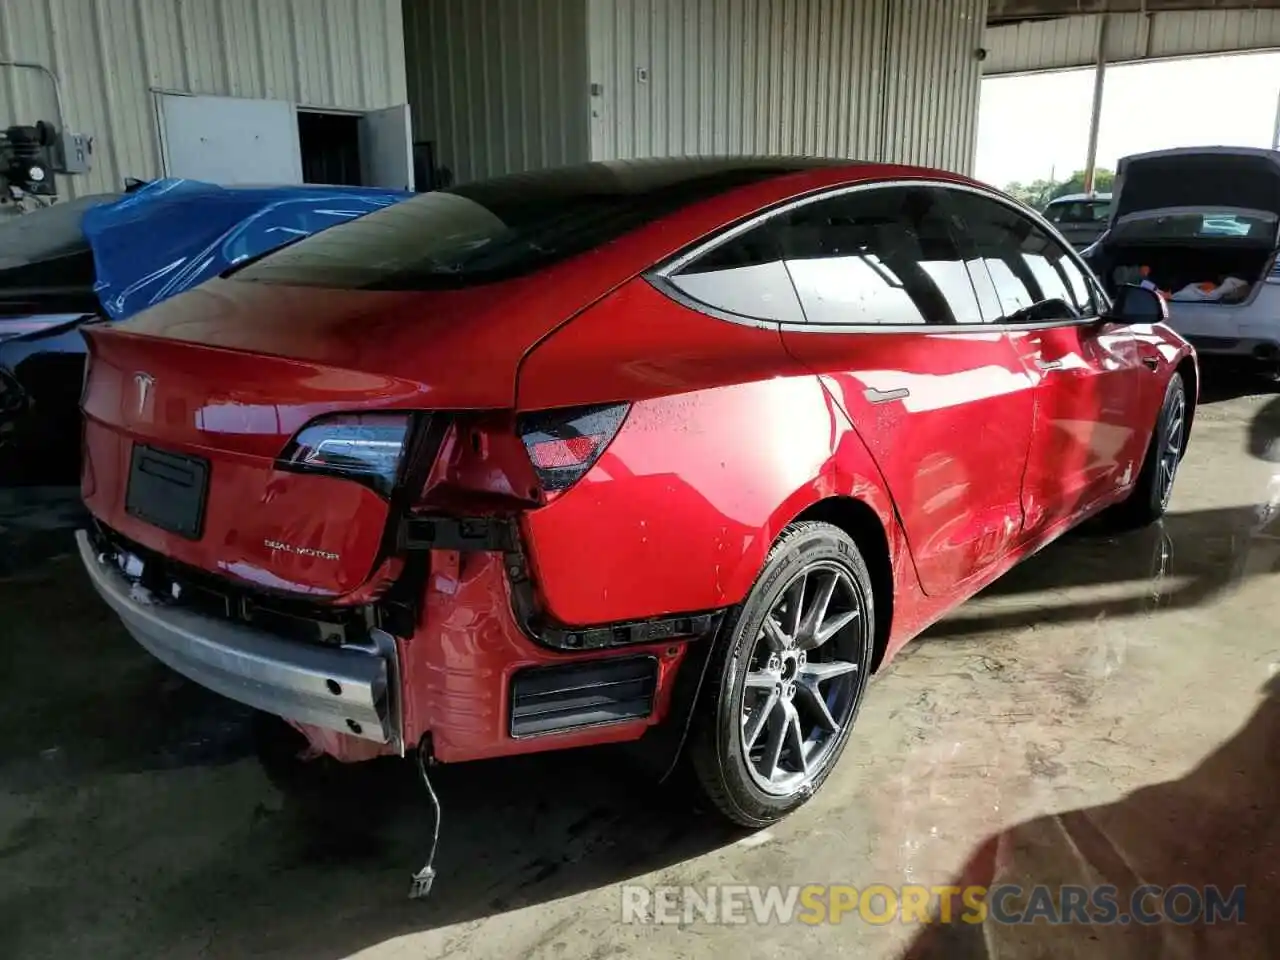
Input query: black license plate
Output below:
<box><xmin>125</xmin><ymin>444</ymin><xmax>210</xmax><ymax>540</ymax></box>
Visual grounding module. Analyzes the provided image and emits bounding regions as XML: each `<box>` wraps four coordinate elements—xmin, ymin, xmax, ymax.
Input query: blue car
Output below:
<box><xmin>0</xmin><ymin>179</ymin><xmax>410</xmax><ymax>486</ymax></box>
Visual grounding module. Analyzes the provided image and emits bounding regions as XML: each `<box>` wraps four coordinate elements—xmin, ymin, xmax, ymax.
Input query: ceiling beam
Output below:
<box><xmin>989</xmin><ymin>0</ymin><xmax>1280</xmax><ymax>26</ymax></box>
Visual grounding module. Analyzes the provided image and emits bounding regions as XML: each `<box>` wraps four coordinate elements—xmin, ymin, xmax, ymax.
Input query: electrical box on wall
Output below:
<box><xmin>54</xmin><ymin>132</ymin><xmax>93</xmax><ymax>174</ymax></box>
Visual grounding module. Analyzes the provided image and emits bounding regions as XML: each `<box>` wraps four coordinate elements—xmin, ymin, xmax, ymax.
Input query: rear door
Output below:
<box><xmin>776</xmin><ymin>184</ymin><xmax>1036</xmax><ymax>596</ymax></box>
<box><xmin>945</xmin><ymin>189</ymin><xmax>1146</xmax><ymax>532</ymax></box>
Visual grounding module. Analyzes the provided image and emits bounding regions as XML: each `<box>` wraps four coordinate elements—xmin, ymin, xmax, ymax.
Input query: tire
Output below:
<box><xmin>688</xmin><ymin>521</ymin><xmax>875</xmax><ymax>828</ymax></box>
<box><xmin>1107</xmin><ymin>372</ymin><xmax>1187</xmax><ymax>531</ymax></box>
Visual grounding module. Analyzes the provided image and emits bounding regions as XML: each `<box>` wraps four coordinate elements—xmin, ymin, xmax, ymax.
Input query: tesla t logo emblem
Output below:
<box><xmin>134</xmin><ymin>372</ymin><xmax>154</xmax><ymax>415</ymax></box>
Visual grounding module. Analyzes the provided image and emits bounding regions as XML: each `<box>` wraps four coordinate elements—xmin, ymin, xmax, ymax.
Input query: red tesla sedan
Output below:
<box><xmin>77</xmin><ymin>158</ymin><xmax>1194</xmax><ymax>827</ymax></box>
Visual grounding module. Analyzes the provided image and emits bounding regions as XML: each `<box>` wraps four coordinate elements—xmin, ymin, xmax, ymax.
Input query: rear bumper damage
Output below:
<box><xmin>76</xmin><ymin>529</ymin><xmax>399</xmax><ymax>746</ymax></box>
<box><xmin>78</xmin><ymin>521</ymin><xmax>719</xmax><ymax>766</ymax></box>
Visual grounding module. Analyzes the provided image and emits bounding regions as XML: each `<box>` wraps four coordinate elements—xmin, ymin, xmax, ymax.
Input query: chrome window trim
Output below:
<box><xmin>644</xmin><ymin>176</ymin><xmax>1116</xmax><ymax>333</ymax></box>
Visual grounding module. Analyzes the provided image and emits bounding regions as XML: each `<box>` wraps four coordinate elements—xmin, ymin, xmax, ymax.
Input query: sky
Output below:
<box><xmin>975</xmin><ymin>51</ymin><xmax>1280</xmax><ymax>190</ymax></box>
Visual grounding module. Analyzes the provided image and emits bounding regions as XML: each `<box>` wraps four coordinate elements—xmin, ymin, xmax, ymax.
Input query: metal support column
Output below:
<box><xmin>1272</xmin><ymin>86</ymin><xmax>1280</xmax><ymax>150</ymax></box>
<box><xmin>1083</xmin><ymin>14</ymin><xmax>1110</xmax><ymax>195</ymax></box>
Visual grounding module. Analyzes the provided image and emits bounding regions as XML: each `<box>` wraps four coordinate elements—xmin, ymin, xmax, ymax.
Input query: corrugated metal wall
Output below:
<box><xmin>586</xmin><ymin>0</ymin><xmax>887</xmax><ymax>163</ymax></box>
<box><xmin>881</xmin><ymin>0</ymin><xmax>986</xmax><ymax>172</ymax></box>
<box><xmin>402</xmin><ymin>0</ymin><xmax>591</xmax><ymax>184</ymax></box>
<box><xmin>985</xmin><ymin>8</ymin><xmax>1280</xmax><ymax>75</ymax></box>
<box><xmin>0</xmin><ymin>0</ymin><xmax>407</xmax><ymax>199</ymax></box>
<box><xmin>587</xmin><ymin>0</ymin><xmax>987</xmax><ymax>173</ymax></box>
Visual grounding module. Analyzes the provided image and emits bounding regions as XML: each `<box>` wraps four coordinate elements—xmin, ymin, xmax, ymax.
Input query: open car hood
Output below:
<box><xmin>1112</xmin><ymin>148</ymin><xmax>1280</xmax><ymax>224</ymax></box>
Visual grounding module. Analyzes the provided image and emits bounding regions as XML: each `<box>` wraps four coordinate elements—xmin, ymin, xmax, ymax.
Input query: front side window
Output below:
<box><xmin>946</xmin><ymin>190</ymin><xmax>1098</xmax><ymax>323</ymax></box>
<box><xmin>774</xmin><ymin>186</ymin><xmax>984</xmax><ymax>326</ymax></box>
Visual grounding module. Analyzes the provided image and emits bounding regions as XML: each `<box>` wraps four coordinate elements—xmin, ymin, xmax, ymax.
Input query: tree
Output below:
<box><xmin>1003</xmin><ymin>168</ymin><xmax>1116</xmax><ymax>211</ymax></box>
<box><xmin>1004</xmin><ymin>178</ymin><xmax>1060</xmax><ymax>209</ymax></box>
<box><xmin>1049</xmin><ymin>168</ymin><xmax>1115</xmax><ymax>200</ymax></box>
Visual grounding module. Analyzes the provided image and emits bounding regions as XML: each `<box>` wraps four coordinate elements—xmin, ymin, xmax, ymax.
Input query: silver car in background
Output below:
<box><xmin>1042</xmin><ymin>192</ymin><xmax>1112</xmax><ymax>250</ymax></box>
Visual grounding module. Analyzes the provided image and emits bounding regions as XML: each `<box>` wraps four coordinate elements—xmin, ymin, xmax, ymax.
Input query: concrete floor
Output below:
<box><xmin>3</xmin><ymin>383</ymin><xmax>1280</xmax><ymax>959</ymax></box>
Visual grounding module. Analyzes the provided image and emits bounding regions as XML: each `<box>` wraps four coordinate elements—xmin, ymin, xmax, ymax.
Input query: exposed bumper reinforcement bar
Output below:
<box><xmin>76</xmin><ymin>529</ymin><xmax>396</xmax><ymax>745</ymax></box>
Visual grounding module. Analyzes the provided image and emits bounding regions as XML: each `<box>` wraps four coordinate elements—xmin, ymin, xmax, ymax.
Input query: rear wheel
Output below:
<box><xmin>1107</xmin><ymin>372</ymin><xmax>1187</xmax><ymax>530</ymax></box>
<box><xmin>688</xmin><ymin>522</ymin><xmax>875</xmax><ymax>828</ymax></box>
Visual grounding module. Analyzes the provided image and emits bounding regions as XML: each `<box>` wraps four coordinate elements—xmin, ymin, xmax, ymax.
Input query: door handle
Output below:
<box><xmin>1035</xmin><ymin>359</ymin><xmax>1064</xmax><ymax>371</ymax></box>
<box><xmin>864</xmin><ymin>387</ymin><xmax>910</xmax><ymax>404</ymax></box>
<box><xmin>1141</xmin><ymin>356</ymin><xmax>1159</xmax><ymax>371</ymax></box>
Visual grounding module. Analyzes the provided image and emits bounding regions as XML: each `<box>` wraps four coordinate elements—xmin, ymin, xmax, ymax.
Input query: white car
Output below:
<box><xmin>1082</xmin><ymin>146</ymin><xmax>1280</xmax><ymax>372</ymax></box>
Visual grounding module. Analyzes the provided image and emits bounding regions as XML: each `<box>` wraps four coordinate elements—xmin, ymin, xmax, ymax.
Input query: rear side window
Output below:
<box><xmin>776</xmin><ymin>186</ymin><xmax>984</xmax><ymax>326</ymax></box>
<box><xmin>946</xmin><ymin>191</ymin><xmax>1098</xmax><ymax>322</ymax></box>
<box><xmin>231</xmin><ymin>159</ymin><xmax>826</xmax><ymax>290</ymax></box>
<box><xmin>664</xmin><ymin>224</ymin><xmax>805</xmax><ymax>324</ymax></box>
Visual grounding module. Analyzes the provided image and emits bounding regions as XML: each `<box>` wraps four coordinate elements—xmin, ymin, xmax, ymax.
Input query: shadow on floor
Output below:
<box><xmin>901</xmin><ymin>675</ymin><xmax>1280</xmax><ymax>959</ymax></box>
<box><xmin>0</xmin><ymin>556</ymin><xmax>743</xmax><ymax>960</ymax></box>
<box><xmin>1197</xmin><ymin>364</ymin><xmax>1280</xmax><ymax>405</ymax></box>
<box><xmin>921</xmin><ymin>503</ymin><xmax>1280</xmax><ymax>642</ymax></box>
<box><xmin>0</xmin><ymin>485</ymin><xmax>85</xmax><ymax>576</ymax></box>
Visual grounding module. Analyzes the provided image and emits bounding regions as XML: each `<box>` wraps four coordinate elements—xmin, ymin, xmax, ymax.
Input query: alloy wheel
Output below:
<box><xmin>740</xmin><ymin>562</ymin><xmax>868</xmax><ymax>796</ymax></box>
<box><xmin>1158</xmin><ymin>387</ymin><xmax>1185</xmax><ymax>509</ymax></box>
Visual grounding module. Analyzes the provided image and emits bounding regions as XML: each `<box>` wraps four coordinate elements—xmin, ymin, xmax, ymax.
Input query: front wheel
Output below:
<box><xmin>688</xmin><ymin>521</ymin><xmax>875</xmax><ymax>828</ymax></box>
<box><xmin>1107</xmin><ymin>372</ymin><xmax>1187</xmax><ymax>530</ymax></box>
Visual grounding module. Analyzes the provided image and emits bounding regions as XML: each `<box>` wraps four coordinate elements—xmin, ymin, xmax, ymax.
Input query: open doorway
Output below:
<box><xmin>297</xmin><ymin>110</ymin><xmax>362</xmax><ymax>186</ymax></box>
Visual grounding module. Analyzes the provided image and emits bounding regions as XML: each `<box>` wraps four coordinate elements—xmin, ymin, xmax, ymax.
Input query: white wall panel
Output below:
<box><xmin>588</xmin><ymin>0</ymin><xmax>987</xmax><ymax>174</ymax></box>
<box><xmin>588</xmin><ymin>0</ymin><xmax>888</xmax><ymax>163</ymax></box>
<box><xmin>403</xmin><ymin>0</ymin><xmax>591</xmax><ymax>184</ymax></box>
<box><xmin>0</xmin><ymin>0</ymin><xmax>408</xmax><ymax>199</ymax></box>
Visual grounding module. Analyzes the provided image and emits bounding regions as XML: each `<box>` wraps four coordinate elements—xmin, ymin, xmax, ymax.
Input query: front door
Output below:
<box><xmin>775</xmin><ymin>184</ymin><xmax>1037</xmax><ymax>596</ymax></box>
<box><xmin>944</xmin><ymin>189</ymin><xmax>1145</xmax><ymax>532</ymax></box>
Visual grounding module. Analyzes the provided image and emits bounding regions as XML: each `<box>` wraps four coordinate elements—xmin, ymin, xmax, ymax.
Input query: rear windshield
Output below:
<box><xmin>231</xmin><ymin>159</ymin><xmax>832</xmax><ymax>290</ymax></box>
<box><xmin>1045</xmin><ymin>199</ymin><xmax>1111</xmax><ymax>225</ymax></box>
<box><xmin>1111</xmin><ymin>211</ymin><xmax>1279</xmax><ymax>243</ymax></box>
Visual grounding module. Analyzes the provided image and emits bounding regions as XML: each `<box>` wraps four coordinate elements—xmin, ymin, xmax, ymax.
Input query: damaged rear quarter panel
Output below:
<box><xmin>517</xmin><ymin>376</ymin><xmax>901</xmax><ymax>627</ymax></box>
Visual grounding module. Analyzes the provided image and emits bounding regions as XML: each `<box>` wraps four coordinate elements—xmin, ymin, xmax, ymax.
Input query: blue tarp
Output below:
<box><xmin>80</xmin><ymin>178</ymin><xmax>411</xmax><ymax>320</ymax></box>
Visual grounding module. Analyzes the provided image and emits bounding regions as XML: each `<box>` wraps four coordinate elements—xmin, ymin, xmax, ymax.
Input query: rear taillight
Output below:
<box><xmin>517</xmin><ymin>403</ymin><xmax>630</xmax><ymax>492</ymax></box>
<box><xmin>279</xmin><ymin>413</ymin><xmax>410</xmax><ymax>497</ymax></box>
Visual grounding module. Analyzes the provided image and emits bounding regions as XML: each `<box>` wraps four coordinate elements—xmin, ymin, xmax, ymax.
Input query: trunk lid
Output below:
<box><xmin>80</xmin><ymin>272</ymin><xmax>588</xmax><ymax>597</ymax></box>
<box><xmin>112</xmin><ymin>277</ymin><xmax>547</xmax><ymax>410</ymax></box>
<box><xmin>80</xmin><ymin>328</ymin><xmax>435</xmax><ymax>597</ymax></box>
<box><xmin>1112</xmin><ymin>148</ymin><xmax>1280</xmax><ymax>225</ymax></box>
